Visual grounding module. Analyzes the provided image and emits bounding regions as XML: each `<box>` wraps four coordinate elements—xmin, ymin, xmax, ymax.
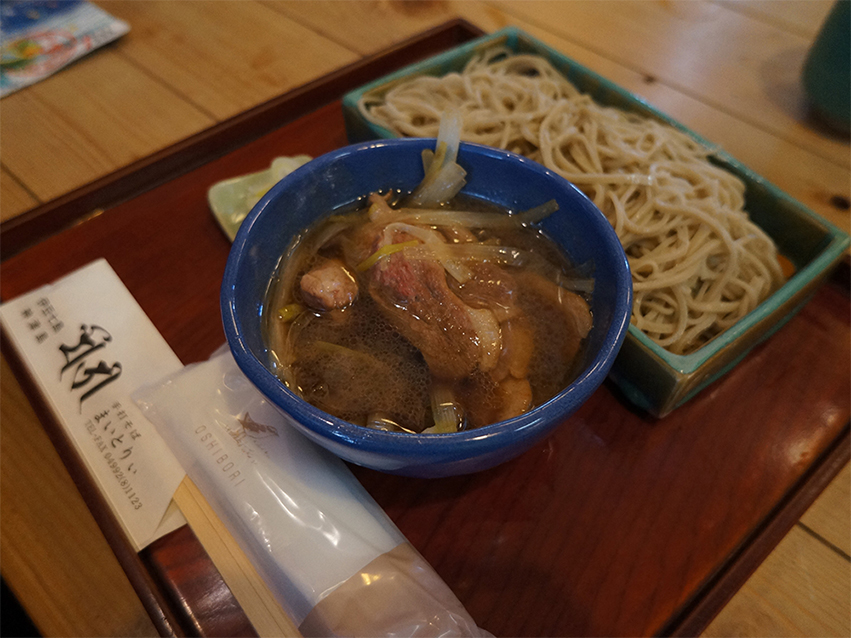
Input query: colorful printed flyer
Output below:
<box><xmin>1</xmin><ymin>0</ymin><xmax>129</xmax><ymax>97</ymax></box>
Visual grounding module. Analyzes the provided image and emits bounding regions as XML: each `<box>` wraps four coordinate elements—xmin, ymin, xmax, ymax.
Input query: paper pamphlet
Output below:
<box><xmin>1</xmin><ymin>0</ymin><xmax>130</xmax><ymax>97</ymax></box>
<box><xmin>0</xmin><ymin>259</ymin><xmax>186</xmax><ymax>550</ymax></box>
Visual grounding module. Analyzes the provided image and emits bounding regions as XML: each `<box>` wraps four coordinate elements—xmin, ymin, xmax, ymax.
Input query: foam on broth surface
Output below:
<box><xmin>263</xmin><ymin>192</ymin><xmax>593</xmax><ymax>433</ymax></box>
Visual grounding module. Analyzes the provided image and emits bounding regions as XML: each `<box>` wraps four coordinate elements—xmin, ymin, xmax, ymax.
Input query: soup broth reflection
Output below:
<box><xmin>263</xmin><ymin>193</ymin><xmax>593</xmax><ymax>434</ymax></box>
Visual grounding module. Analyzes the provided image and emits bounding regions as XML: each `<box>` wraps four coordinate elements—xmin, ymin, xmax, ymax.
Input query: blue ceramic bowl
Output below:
<box><xmin>221</xmin><ymin>138</ymin><xmax>632</xmax><ymax>477</ymax></box>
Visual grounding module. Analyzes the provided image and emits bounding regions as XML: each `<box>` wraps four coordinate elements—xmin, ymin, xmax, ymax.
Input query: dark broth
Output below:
<box><xmin>263</xmin><ymin>193</ymin><xmax>592</xmax><ymax>433</ymax></box>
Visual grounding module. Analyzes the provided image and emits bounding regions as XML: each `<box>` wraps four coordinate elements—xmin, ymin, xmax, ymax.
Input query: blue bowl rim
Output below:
<box><xmin>221</xmin><ymin>138</ymin><xmax>633</xmax><ymax>455</ymax></box>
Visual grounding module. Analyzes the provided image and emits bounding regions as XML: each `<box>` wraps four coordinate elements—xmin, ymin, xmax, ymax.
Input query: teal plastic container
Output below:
<box><xmin>342</xmin><ymin>27</ymin><xmax>851</xmax><ymax>417</ymax></box>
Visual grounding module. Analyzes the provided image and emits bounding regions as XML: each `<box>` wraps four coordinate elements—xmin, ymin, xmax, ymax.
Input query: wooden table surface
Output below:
<box><xmin>1</xmin><ymin>2</ymin><xmax>848</xmax><ymax>637</ymax></box>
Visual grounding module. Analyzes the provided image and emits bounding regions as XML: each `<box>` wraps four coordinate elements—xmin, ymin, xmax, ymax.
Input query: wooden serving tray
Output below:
<box><xmin>2</xmin><ymin>20</ymin><xmax>849</xmax><ymax>638</ymax></box>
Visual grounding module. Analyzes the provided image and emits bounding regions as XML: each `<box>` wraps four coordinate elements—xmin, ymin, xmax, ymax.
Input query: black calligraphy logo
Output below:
<box><xmin>59</xmin><ymin>325</ymin><xmax>122</xmax><ymax>411</ymax></box>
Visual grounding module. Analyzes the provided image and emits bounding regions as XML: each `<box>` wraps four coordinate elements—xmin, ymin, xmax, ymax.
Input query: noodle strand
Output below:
<box><xmin>359</xmin><ymin>48</ymin><xmax>785</xmax><ymax>354</ymax></box>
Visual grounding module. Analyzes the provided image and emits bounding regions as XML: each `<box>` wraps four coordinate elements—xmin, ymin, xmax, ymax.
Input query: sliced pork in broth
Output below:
<box><xmin>263</xmin><ymin>191</ymin><xmax>593</xmax><ymax>434</ymax></box>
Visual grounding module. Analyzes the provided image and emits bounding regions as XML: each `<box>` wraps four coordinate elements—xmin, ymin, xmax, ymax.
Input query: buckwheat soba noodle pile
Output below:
<box><xmin>358</xmin><ymin>47</ymin><xmax>786</xmax><ymax>355</ymax></box>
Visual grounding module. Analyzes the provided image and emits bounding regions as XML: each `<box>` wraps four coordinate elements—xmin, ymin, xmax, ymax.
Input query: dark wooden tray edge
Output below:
<box><xmin>1</xmin><ymin>329</ymin><xmax>186</xmax><ymax>637</ymax></box>
<box><xmin>0</xmin><ymin>19</ymin><xmax>485</xmax><ymax>261</ymax></box>
<box><xmin>665</xmin><ymin>262</ymin><xmax>851</xmax><ymax>636</ymax></box>
<box><xmin>665</xmin><ymin>409</ymin><xmax>851</xmax><ymax>635</ymax></box>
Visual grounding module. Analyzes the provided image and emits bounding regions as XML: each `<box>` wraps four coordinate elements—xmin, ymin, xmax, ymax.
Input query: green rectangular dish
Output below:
<box><xmin>341</xmin><ymin>27</ymin><xmax>850</xmax><ymax>417</ymax></box>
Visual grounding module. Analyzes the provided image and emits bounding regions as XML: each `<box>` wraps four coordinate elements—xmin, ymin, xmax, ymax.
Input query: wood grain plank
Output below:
<box><xmin>0</xmin><ymin>49</ymin><xmax>214</xmax><ymax>204</ymax></box>
<box><xmin>800</xmin><ymin>462</ymin><xmax>851</xmax><ymax>557</ymax></box>
<box><xmin>701</xmin><ymin>525</ymin><xmax>850</xmax><ymax>637</ymax></box>
<box><xmin>0</xmin><ymin>169</ymin><xmax>38</xmax><ymax>221</ymax></box>
<box><xmin>491</xmin><ymin>0</ymin><xmax>850</xmax><ymax>169</ymax></box>
<box><xmin>716</xmin><ymin>0</ymin><xmax>834</xmax><ymax>38</ymax></box>
<box><xmin>265</xmin><ymin>0</ymin><xmax>468</xmax><ymax>55</ymax></box>
<box><xmin>97</xmin><ymin>0</ymin><xmax>360</xmax><ymax>121</ymax></box>
<box><xmin>0</xmin><ymin>356</ymin><xmax>158</xmax><ymax>638</ymax></box>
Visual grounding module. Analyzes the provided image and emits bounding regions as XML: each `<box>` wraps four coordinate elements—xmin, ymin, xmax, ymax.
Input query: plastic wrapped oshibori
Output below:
<box><xmin>134</xmin><ymin>347</ymin><xmax>491</xmax><ymax>637</ymax></box>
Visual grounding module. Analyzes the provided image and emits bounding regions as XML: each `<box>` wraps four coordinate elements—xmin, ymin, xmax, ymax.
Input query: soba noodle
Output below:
<box><xmin>358</xmin><ymin>48</ymin><xmax>785</xmax><ymax>355</ymax></box>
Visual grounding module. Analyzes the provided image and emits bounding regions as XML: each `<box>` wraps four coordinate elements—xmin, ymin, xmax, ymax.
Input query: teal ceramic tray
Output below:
<box><xmin>341</xmin><ymin>27</ymin><xmax>850</xmax><ymax>417</ymax></box>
